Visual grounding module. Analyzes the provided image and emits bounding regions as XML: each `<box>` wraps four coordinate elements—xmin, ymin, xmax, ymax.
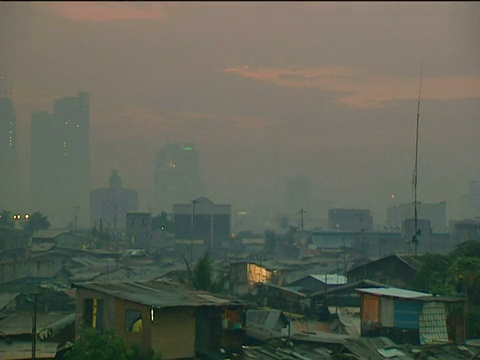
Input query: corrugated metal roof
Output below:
<box><xmin>0</xmin><ymin>312</ymin><xmax>74</xmax><ymax>336</ymax></box>
<box><xmin>0</xmin><ymin>293</ymin><xmax>19</xmax><ymax>310</ymax></box>
<box><xmin>0</xmin><ymin>341</ymin><xmax>59</xmax><ymax>360</ymax></box>
<box><xmin>75</xmin><ymin>280</ymin><xmax>241</xmax><ymax>308</ymax></box>
<box><xmin>311</xmin><ymin>274</ymin><xmax>347</xmax><ymax>285</ymax></box>
<box><xmin>357</xmin><ymin>287</ymin><xmax>431</xmax><ymax>299</ymax></box>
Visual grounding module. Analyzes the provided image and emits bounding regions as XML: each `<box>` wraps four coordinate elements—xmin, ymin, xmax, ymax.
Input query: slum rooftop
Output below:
<box><xmin>74</xmin><ymin>279</ymin><xmax>243</xmax><ymax>308</ymax></box>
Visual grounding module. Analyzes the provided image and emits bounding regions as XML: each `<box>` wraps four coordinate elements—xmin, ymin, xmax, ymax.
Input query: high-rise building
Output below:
<box><xmin>154</xmin><ymin>143</ymin><xmax>204</xmax><ymax>213</ymax></box>
<box><xmin>459</xmin><ymin>181</ymin><xmax>480</xmax><ymax>219</ymax></box>
<box><xmin>0</xmin><ymin>96</ymin><xmax>19</xmax><ymax>211</ymax></box>
<box><xmin>90</xmin><ymin>170</ymin><xmax>139</xmax><ymax>232</ymax></box>
<box><xmin>31</xmin><ymin>92</ymin><xmax>90</xmax><ymax>228</ymax></box>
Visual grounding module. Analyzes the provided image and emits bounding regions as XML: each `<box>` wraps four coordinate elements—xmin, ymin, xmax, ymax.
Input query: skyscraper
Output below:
<box><xmin>31</xmin><ymin>92</ymin><xmax>90</xmax><ymax>228</ymax></box>
<box><xmin>0</xmin><ymin>95</ymin><xmax>19</xmax><ymax>211</ymax></box>
<box><xmin>154</xmin><ymin>143</ymin><xmax>204</xmax><ymax>213</ymax></box>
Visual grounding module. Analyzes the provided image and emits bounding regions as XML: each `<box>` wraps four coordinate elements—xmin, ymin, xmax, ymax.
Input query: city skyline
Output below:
<box><xmin>1</xmin><ymin>2</ymin><xmax>480</xmax><ymax>226</ymax></box>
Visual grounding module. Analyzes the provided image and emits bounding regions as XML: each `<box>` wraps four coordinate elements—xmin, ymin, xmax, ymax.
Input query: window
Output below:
<box><xmin>126</xmin><ymin>309</ymin><xmax>143</xmax><ymax>333</ymax></box>
<box><xmin>84</xmin><ymin>299</ymin><xmax>104</xmax><ymax>330</ymax></box>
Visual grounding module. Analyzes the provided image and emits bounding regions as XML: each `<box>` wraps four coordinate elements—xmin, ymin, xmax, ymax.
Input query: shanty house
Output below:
<box><xmin>347</xmin><ymin>254</ymin><xmax>422</xmax><ymax>287</ymax></box>
<box><xmin>287</xmin><ymin>274</ymin><xmax>347</xmax><ymax>296</ymax></box>
<box><xmin>229</xmin><ymin>260</ymin><xmax>285</xmax><ymax>296</ymax></box>
<box><xmin>74</xmin><ymin>279</ymin><xmax>245</xmax><ymax>359</ymax></box>
<box><xmin>358</xmin><ymin>287</ymin><xmax>466</xmax><ymax>345</ymax></box>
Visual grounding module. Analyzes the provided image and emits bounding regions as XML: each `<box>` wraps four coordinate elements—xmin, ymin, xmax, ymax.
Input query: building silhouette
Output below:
<box><xmin>30</xmin><ymin>92</ymin><xmax>90</xmax><ymax>228</ymax></box>
<box><xmin>386</xmin><ymin>201</ymin><xmax>447</xmax><ymax>233</ymax></box>
<box><xmin>126</xmin><ymin>212</ymin><xmax>152</xmax><ymax>249</ymax></box>
<box><xmin>459</xmin><ymin>181</ymin><xmax>480</xmax><ymax>219</ymax></box>
<box><xmin>154</xmin><ymin>143</ymin><xmax>204</xmax><ymax>213</ymax></box>
<box><xmin>90</xmin><ymin>170</ymin><xmax>139</xmax><ymax>232</ymax></box>
<box><xmin>172</xmin><ymin>197</ymin><xmax>231</xmax><ymax>249</ymax></box>
<box><xmin>328</xmin><ymin>208</ymin><xmax>374</xmax><ymax>232</ymax></box>
<box><xmin>0</xmin><ymin>95</ymin><xmax>19</xmax><ymax>211</ymax></box>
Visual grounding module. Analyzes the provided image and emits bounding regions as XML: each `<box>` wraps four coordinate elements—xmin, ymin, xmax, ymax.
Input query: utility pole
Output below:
<box><xmin>190</xmin><ymin>198</ymin><xmax>196</xmax><ymax>265</ymax></box>
<box><xmin>31</xmin><ymin>293</ymin><xmax>38</xmax><ymax>360</ymax></box>
<box><xmin>412</xmin><ymin>63</ymin><xmax>423</xmax><ymax>256</ymax></box>
<box><xmin>298</xmin><ymin>209</ymin><xmax>306</xmax><ymax>232</ymax></box>
<box><xmin>113</xmin><ymin>205</ymin><xmax>117</xmax><ymax>250</ymax></box>
<box><xmin>73</xmin><ymin>206</ymin><xmax>80</xmax><ymax>232</ymax></box>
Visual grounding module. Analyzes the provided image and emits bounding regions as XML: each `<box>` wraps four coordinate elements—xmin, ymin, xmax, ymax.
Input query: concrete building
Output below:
<box><xmin>30</xmin><ymin>92</ymin><xmax>91</xmax><ymax>228</ymax></box>
<box><xmin>328</xmin><ymin>208</ymin><xmax>374</xmax><ymax>232</ymax></box>
<box><xmin>172</xmin><ymin>197</ymin><xmax>231</xmax><ymax>249</ymax></box>
<box><xmin>386</xmin><ymin>201</ymin><xmax>447</xmax><ymax>233</ymax></box>
<box><xmin>126</xmin><ymin>212</ymin><xmax>152</xmax><ymax>249</ymax></box>
<box><xmin>90</xmin><ymin>170</ymin><xmax>138</xmax><ymax>232</ymax></box>
<box><xmin>0</xmin><ymin>95</ymin><xmax>19</xmax><ymax>212</ymax></box>
<box><xmin>154</xmin><ymin>143</ymin><xmax>204</xmax><ymax>213</ymax></box>
<box><xmin>460</xmin><ymin>181</ymin><xmax>480</xmax><ymax>219</ymax></box>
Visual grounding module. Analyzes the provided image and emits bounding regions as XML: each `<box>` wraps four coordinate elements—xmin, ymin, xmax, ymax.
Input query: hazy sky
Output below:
<box><xmin>1</xmin><ymin>2</ymin><xmax>480</xmax><ymax>226</ymax></box>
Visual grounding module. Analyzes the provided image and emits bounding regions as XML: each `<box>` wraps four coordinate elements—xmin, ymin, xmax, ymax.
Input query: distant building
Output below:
<box><xmin>90</xmin><ymin>170</ymin><xmax>138</xmax><ymax>231</ymax></box>
<box><xmin>154</xmin><ymin>143</ymin><xmax>204</xmax><ymax>213</ymax></box>
<box><xmin>0</xmin><ymin>95</ymin><xmax>19</xmax><ymax>211</ymax></box>
<box><xmin>30</xmin><ymin>92</ymin><xmax>91</xmax><ymax>228</ymax></box>
<box><xmin>328</xmin><ymin>208</ymin><xmax>373</xmax><ymax>232</ymax></box>
<box><xmin>173</xmin><ymin>197</ymin><xmax>231</xmax><ymax>249</ymax></box>
<box><xmin>125</xmin><ymin>212</ymin><xmax>152</xmax><ymax>249</ymax></box>
<box><xmin>460</xmin><ymin>181</ymin><xmax>480</xmax><ymax>219</ymax></box>
<box><xmin>451</xmin><ymin>218</ymin><xmax>480</xmax><ymax>242</ymax></box>
<box><xmin>387</xmin><ymin>201</ymin><xmax>447</xmax><ymax>233</ymax></box>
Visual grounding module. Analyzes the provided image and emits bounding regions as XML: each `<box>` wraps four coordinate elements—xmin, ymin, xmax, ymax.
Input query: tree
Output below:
<box><xmin>184</xmin><ymin>252</ymin><xmax>229</xmax><ymax>293</ymax></box>
<box><xmin>64</xmin><ymin>327</ymin><xmax>161</xmax><ymax>360</ymax></box>
<box><xmin>410</xmin><ymin>241</ymin><xmax>480</xmax><ymax>338</ymax></box>
<box><xmin>23</xmin><ymin>211</ymin><xmax>51</xmax><ymax>234</ymax></box>
<box><xmin>0</xmin><ymin>210</ymin><xmax>14</xmax><ymax>228</ymax></box>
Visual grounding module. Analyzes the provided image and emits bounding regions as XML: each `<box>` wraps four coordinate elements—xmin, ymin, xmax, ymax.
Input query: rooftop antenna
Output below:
<box><xmin>411</xmin><ymin>62</ymin><xmax>423</xmax><ymax>256</ymax></box>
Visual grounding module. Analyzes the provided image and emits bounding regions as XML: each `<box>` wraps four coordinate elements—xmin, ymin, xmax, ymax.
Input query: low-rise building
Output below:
<box><xmin>74</xmin><ymin>279</ymin><xmax>245</xmax><ymax>359</ymax></box>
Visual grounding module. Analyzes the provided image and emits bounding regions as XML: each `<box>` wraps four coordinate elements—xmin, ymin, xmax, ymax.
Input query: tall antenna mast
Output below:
<box><xmin>412</xmin><ymin>63</ymin><xmax>423</xmax><ymax>256</ymax></box>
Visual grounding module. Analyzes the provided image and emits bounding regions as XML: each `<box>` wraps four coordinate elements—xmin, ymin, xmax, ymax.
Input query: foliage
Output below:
<box><xmin>409</xmin><ymin>240</ymin><xmax>480</xmax><ymax>338</ymax></box>
<box><xmin>449</xmin><ymin>240</ymin><xmax>480</xmax><ymax>258</ymax></box>
<box><xmin>64</xmin><ymin>327</ymin><xmax>161</xmax><ymax>360</ymax></box>
<box><xmin>23</xmin><ymin>211</ymin><xmax>51</xmax><ymax>234</ymax></box>
<box><xmin>184</xmin><ymin>252</ymin><xmax>229</xmax><ymax>293</ymax></box>
<box><xmin>410</xmin><ymin>253</ymin><xmax>452</xmax><ymax>295</ymax></box>
<box><xmin>152</xmin><ymin>211</ymin><xmax>174</xmax><ymax>233</ymax></box>
<box><xmin>0</xmin><ymin>210</ymin><xmax>15</xmax><ymax>228</ymax></box>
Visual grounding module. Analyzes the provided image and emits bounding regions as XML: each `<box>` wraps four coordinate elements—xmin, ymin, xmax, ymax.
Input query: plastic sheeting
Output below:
<box><xmin>419</xmin><ymin>302</ymin><xmax>449</xmax><ymax>344</ymax></box>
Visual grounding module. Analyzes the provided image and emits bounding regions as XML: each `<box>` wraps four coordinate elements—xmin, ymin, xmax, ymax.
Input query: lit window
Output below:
<box><xmin>84</xmin><ymin>299</ymin><xmax>104</xmax><ymax>330</ymax></box>
<box><xmin>126</xmin><ymin>309</ymin><xmax>143</xmax><ymax>333</ymax></box>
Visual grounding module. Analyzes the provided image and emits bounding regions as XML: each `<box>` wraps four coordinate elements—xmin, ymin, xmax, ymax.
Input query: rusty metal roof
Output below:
<box><xmin>357</xmin><ymin>287</ymin><xmax>431</xmax><ymax>299</ymax></box>
<box><xmin>74</xmin><ymin>279</ymin><xmax>242</xmax><ymax>308</ymax></box>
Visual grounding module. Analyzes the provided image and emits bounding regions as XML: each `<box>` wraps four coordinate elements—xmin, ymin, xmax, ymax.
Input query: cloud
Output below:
<box><xmin>42</xmin><ymin>2</ymin><xmax>167</xmax><ymax>22</ymax></box>
<box><xmin>224</xmin><ymin>66</ymin><xmax>480</xmax><ymax>109</ymax></box>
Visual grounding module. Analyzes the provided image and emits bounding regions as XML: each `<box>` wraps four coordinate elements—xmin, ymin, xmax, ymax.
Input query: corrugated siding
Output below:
<box><xmin>394</xmin><ymin>300</ymin><xmax>422</xmax><ymax>329</ymax></box>
<box><xmin>419</xmin><ymin>302</ymin><xmax>449</xmax><ymax>344</ymax></box>
<box><xmin>380</xmin><ymin>297</ymin><xmax>394</xmax><ymax>327</ymax></box>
